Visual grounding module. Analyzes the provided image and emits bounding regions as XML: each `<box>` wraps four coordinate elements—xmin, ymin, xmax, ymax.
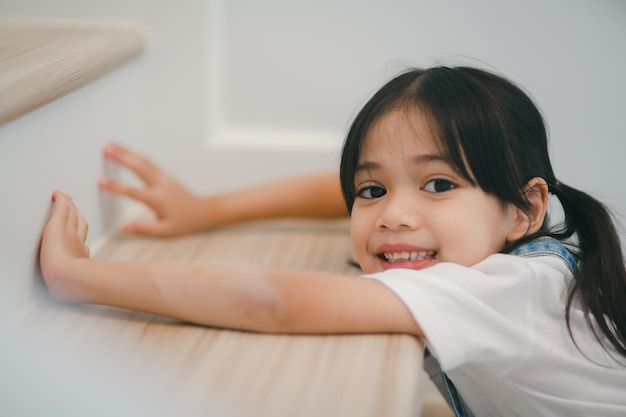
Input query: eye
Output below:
<box><xmin>424</xmin><ymin>179</ymin><xmax>456</xmax><ymax>193</ymax></box>
<box><xmin>356</xmin><ymin>185</ymin><xmax>387</xmax><ymax>199</ymax></box>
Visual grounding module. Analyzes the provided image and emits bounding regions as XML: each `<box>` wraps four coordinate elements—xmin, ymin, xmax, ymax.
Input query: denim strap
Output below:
<box><xmin>424</xmin><ymin>349</ymin><xmax>475</xmax><ymax>417</ymax></box>
<box><xmin>509</xmin><ymin>236</ymin><xmax>577</xmax><ymax>273</ymax></box>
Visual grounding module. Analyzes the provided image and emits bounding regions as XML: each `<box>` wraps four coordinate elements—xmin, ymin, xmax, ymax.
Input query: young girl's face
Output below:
<box><xmin>350</xmin><ymin>108</ymin><xmax>520</xmax><ymax>274</ymax></box>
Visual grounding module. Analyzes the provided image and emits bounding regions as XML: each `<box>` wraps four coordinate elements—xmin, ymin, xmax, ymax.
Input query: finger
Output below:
<box><xmin>103</xmin><ymin>142</ymin><xmax>162</xmax><ymax>185</ymax></box>
<box><xmin>51</xmin><ymin>190</ymin><xmax>71</xmax><ymax>224</ymax></box>
<box><xmin>67</xmin><ymin>196</ymin><xmax>78</xmax><ymax>231</ymax></box>
<box><xmin>99</xmin><ymin>177</ymin><xmax>150</xmax><ymax>205</ymax></box>
<box><xmin>77</xmin><ymin>211</ymin><xmax>89</xmax><ymax>242</ymax></box>
<box><xmin>122</xmin><ymin>220</ymin><xmax>171</xmax><ymax>236</ymax></box>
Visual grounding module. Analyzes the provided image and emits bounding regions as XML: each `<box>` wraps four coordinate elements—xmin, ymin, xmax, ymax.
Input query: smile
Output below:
<box><xmin>380</xmin><ymin>250</ymin><xmax>436</xmax><ymax>263</ymax></box>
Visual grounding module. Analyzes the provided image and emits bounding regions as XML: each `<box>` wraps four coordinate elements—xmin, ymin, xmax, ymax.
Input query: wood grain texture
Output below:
<box><xmin>15</xmin><ymin>220</ymin><xmax>433</xmax><ymax>416</ymax></box>
<box><xmin>0</xmin><ymin>20</ymin><xmax>145</xmax><ymax>125</ymax></box>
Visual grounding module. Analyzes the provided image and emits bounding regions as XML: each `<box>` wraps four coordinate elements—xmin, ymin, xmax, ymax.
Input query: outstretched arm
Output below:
<box><xmin>100</xmin><ymin>143</ymin><xmax>348</xmax><ymax>236</ymax></box>
<box><xmin>40</xmin><ymin>191</ymin><xmax>421</xmax><ymax>336</ymax></box>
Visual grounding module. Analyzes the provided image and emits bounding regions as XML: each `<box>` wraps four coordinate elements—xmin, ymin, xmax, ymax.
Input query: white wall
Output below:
<box><xmin>3</xmin><ymin>0</ymin><xmax>624</xmax><ymax>202</ymax></box>
<box><xmin>207</xmin><ymin>0</ymin><xmax>626</xmax><ymax>224</ymax></box>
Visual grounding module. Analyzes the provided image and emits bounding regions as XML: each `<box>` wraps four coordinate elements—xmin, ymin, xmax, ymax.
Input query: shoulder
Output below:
<box><xmin>363</xmin><ymin>254</ymin><xmax>571</xmax><ymax>369</ymax></box>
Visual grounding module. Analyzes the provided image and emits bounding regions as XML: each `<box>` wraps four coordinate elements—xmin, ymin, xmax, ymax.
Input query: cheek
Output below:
<box><xmin>350</xmin><ymin>215</ymin><xmax>366</xmax><ymax>251</ymax></box>
<box><xmin>434</xmin><ymin>205</ymin><xmax>509</xmax><ymax>266</ymax></box>
<box><xmin>456</xmin><ymin>215</ymin><xmax>511</xmax><ymax>265</ymax></box>
<box><xmin>350</xmin><ymin>211</ymin><xmax>373</xmax><ymax>266</ymax></box>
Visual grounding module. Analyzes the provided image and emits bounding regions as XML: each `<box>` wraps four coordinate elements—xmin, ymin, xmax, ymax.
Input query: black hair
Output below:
<box><xmin>339</xmin><ymin>66</ymin><xmax>626</xmax><ymax>361</ymax></box>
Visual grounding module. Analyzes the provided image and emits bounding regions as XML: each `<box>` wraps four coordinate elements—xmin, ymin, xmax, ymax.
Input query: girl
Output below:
<box><xmin>40</xmin><ymin>66</ymin><xmax>626</xmax><ymax>416</ymax></box>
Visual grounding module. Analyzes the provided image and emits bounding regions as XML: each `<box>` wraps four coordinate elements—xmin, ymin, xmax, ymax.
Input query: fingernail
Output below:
<box><xmin>104</xmin><ymin>142</ymin><xmax>118</xmax><ymax>155</ymax></box>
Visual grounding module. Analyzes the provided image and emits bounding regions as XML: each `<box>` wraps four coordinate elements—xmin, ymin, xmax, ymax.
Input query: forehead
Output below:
<box><xmin>360</xmin><ymin>108</ymin><xmax>440</xmax><ymax>161</ymax></box>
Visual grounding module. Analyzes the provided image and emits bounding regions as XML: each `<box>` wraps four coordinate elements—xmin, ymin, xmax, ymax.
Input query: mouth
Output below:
<box><xmin>378</xmin><ymin>250</ymin><xmax>437</xmax><ymax>263</ymax></box>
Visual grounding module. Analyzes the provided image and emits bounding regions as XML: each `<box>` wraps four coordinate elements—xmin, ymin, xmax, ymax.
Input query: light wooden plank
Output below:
<box><xmin>0</xmin><ymin>20</ymin><xmax>145</xmax><ymax>125</ymax></box>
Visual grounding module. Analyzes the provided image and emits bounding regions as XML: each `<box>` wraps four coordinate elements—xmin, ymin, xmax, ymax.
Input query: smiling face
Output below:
<box><xmin>350</xmin><ymin>108</ymin><xmax>521</xmax><ymax>274</ymax></box>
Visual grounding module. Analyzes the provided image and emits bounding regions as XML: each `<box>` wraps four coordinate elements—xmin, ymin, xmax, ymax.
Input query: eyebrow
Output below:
<box><xmin>354</xmin><ymin>154</ymin><xmax>450</xmax><ymax>173</ymax></box>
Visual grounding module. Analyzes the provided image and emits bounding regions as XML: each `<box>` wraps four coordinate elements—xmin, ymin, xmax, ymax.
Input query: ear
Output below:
<box><xmin>506</xmin><ymin>177</ymin><xmax>549</xmax><ymax>242</ymax></box>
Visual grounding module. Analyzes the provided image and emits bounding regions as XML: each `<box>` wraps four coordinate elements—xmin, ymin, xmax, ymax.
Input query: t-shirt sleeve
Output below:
<box><xmin>363</xmin><ymin>254</ymin><xmax>548</xmax><ymax>372</ymax></box>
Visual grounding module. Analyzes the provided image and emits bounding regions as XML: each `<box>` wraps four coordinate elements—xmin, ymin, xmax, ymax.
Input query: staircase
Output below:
<box><xmin>0</xmin><ymin>19</ymin><xmax>450</xmax><ymax>417</ymax></box>
<box><xmin>0</xmin><ymin>20</ymin><xmax>145</xmax><ymax>327</ymax></box>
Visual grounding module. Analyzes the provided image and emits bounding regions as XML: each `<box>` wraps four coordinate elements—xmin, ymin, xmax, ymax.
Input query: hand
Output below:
<box><xmin>39</xmin><ymin>190</ymin><xmax>90</xmax><ymax>302</ymax></box>
<box><xmin>99</xmin><ymin>142</ymin><xmax>208</xmax><ymax>236</ymax></box>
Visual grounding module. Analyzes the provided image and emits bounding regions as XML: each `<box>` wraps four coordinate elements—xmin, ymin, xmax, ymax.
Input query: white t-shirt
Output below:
<box><xmin>364</xmin><ymin>253</ymin><xmax>626</xmax><ymax>417</ymax></box>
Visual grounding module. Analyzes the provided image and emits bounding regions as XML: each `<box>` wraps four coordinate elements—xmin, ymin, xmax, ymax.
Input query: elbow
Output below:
<box><xmin>237</xmin><ymin>267</ymin><xmax>295</xmax><ymax>334</ymax></box>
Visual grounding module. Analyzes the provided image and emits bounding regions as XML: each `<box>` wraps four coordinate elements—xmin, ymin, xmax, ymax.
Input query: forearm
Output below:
<box><xmin>71</xmin><ymin>259</ymin><xmax>282</xmax><ymax>331</ymax></box>
<box><xmin>199</xmin><ymin>173</ymin><xmax>347</xmax><ymax>228</ymax></box>
<box><xmin>67</xmin><ymin>257</ymin><xmax>421</xmax><ymax>335</ymax></box>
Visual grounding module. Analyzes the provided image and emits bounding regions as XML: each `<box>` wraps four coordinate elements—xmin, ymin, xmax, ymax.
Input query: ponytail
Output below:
<box><xmin>550</xmin><ymin>181</ymin><xmax>626</xmax><ymax>360</ymax></box>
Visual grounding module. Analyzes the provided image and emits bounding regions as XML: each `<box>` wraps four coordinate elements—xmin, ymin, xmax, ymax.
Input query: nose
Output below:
<box><xmin>375</xmin><ymin>190</ymin><xmax>420</xmax><ymax>231</ymax></box>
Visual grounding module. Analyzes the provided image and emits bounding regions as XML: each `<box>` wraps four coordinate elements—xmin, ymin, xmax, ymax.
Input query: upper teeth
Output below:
<box><xmin>383</xmin><ymin>251</ymin><xmax>435</xmax><ymax>262</ymax></box>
